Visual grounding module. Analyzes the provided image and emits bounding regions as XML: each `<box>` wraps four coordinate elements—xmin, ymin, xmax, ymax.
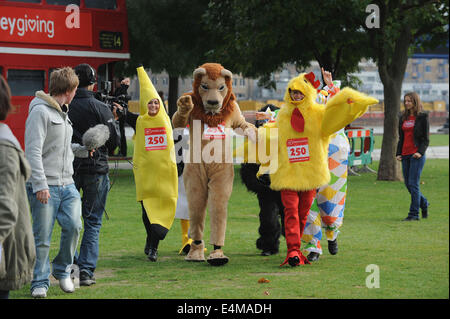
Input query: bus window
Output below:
<box><xmin>46</xmin><ymin>0</ymin><xmax>80</xmax><ymax>5</ymax></box>
<box><xmin>85</xmin><ymin>0</ymin><xmax>117</xmax><ymax>10</ymax></box>
<box><xmin>7</xmin><ymin>69</ymin><xmax>45</xmax><ymax>96</ymax></box>
<box><xmin>97</xmin><ymin>64</ymin><xmax>109</xmax><ymax>92</ymax></box>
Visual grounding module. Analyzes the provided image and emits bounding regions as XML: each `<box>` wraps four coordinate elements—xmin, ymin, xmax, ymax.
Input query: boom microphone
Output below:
<box><xmin>82</xmin><ymin>124</ymin><xmax>110</xmax><ymax>150</ymax></box>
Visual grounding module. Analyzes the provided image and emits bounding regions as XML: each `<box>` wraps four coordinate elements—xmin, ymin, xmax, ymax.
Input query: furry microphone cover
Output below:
<box><xmin>82</xmin><ymin>124</ymin><xmax>110</xmax><ymax>150</ymax></box>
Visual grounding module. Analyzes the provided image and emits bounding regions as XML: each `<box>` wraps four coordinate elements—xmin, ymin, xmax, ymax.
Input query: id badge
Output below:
<box><xmin>145</xmin><ymin>127</ymin><xmax>168</xmax><ymax>151</ymax></box>
<box><xmin>203</xmin><ymin>123</ymin><xmax>226</xmax><ymax>140</ymax></box>
<box><xmin>287</xmin><ymin>138</ymin><xmax>310</xmax><ymax>163</ymax></box>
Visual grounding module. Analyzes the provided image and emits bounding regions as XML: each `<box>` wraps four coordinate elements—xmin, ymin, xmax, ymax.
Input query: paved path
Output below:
<box><xmin>112</xmin><ymin>126</ymin><xmax>448</xmax><ymax>169</ymax></box>
<box><xmin>371</xmin><ymin>146</ymin><xmax>449</xmax><ymax>161</ymax></box>
<box><xmin>109</xmin><ymin>146</ymin><xmax>448</xmax><ymax>170</ymax></box>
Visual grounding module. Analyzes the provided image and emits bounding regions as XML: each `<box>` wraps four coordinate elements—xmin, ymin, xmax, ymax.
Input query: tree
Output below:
<box><xmin>368</xmin><ymin>0</ymin><xmax>449</xmax><ymax>180</ymax></box>
<box><xmin>203</xmin><ymin>0</ymin><xmax>372</xmax><ymax>88</ymax></box>
<box><xmin>366</xmin><ymin>0</ymin><xmax>449</xmax><ymax>181</ymax></box>
<box><xmin>123</xmin><ymin>0</ymin><xmax>213</xmax><ymax>116</ymax></box>
<box><xmin>205</xmin><ymin>0</ymin><xmax>448</xmax><ymax>181</ymax></box>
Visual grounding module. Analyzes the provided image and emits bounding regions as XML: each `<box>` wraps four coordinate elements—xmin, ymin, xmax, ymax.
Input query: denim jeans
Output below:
<box><xmin>26</xmin><ymin>184</ymin><xmax>82</xmax><ymax>291</ymax></box>
<box><xmin>401</xmin><ymin>154</ymin><xmax>429</xmax><ymax>218</ymax></box>
<box><xmin>73</xmin><ymin>174</ymin><xmax>110</xmax><ymax>277</ymax></box>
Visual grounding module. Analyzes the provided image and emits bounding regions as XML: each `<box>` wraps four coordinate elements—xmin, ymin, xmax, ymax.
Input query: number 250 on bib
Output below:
<box><xmin>287</xmin><ymin>138</ymin><xmax>310</xmax><ymax>163</ymax></box>
<box><xmin>145</xmin><ymin>127</ymin><xmax>167</xmax><ymax>151</ymax></box>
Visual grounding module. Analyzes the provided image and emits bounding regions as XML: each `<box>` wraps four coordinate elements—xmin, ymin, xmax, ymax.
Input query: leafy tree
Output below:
<box><xmin>203</xmin><ymin>0</ymin><xmax>372</xmax><ymax>88</ymax></box>
<box><xmin>366</xmin><ymin>0</ymin><xmax>449</xmax><ymax>181</ymax></box>
<box><xmin>123</xmin><ymin>0</ymin><xmax>212</xmax><ymax>116</ymax></box>
<box><xmin>205</xmin><ymin>0</ymin><xmax>448</xmax><ymax>180</ymax></box>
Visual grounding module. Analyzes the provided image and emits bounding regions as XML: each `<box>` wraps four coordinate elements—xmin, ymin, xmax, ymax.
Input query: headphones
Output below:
<box><xmin>87</xmin><ymin>65</ymin><xmax>96</xmax><ymax>85</ymax></box>
<box><xmin>75</xmin><ymin>63</ymin><xmax>96</xmax><ymax>87</ymax></box>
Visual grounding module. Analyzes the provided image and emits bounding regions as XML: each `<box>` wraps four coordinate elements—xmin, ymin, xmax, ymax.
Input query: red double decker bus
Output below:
<box><xmin>0</xmin><ymin>0</ymin><xmax>130</xmax><ymax>148</ymax></box>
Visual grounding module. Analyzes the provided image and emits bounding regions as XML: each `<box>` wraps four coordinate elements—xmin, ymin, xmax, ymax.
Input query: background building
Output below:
<box><xmin>128</xmin><ymin>57</ymin><xmax>449</xmax><ymax>116</ymax></box>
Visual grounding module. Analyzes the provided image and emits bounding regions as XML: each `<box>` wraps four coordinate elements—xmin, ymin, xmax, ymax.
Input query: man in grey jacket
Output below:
<box><xmin>25</xmin><ymin>67</ymin><xmax>82</xmax><ymax>299</ymax></box>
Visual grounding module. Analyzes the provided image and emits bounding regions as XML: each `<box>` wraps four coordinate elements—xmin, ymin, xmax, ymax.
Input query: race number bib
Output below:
<box><xmin>145</xmin><ymin>127</ymin><xmax>167</xmax><ymax>151</ymax></box>
<box><xmin>287</xmin><ymin>138</ymin><xmax>310</xmax><ymax>163</ymax></box>
<box><xmin>203</xmin><ymin>123</ymin><xmax>226</xmax><ymax>140</ymax></box>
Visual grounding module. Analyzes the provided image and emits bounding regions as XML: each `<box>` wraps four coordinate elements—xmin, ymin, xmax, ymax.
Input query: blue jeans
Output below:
<box><xmin>401</xmin><ymin>154</ymin><xmax>429</xmax><ymax>218</ymax></box>
<box><xmin>26</xmin><ymin>184</ymin><xmax>82</xmax><ymax>291</ymax></box>
<box><xmin>73</xmin><ymin>174</ymin><xmax>110</xmax><ymax>277</ymax></box>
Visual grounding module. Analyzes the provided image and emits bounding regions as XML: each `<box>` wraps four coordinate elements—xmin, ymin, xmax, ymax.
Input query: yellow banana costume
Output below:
<box><xmin>133</xmin><ymin>66</ymin><xmax>178</xmax><ymax>232</ymax></box>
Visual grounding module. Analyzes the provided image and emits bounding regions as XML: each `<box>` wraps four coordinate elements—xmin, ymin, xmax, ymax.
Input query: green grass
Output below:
<box><xmin>10</xmin><ymin>159</ymin><xmax>449</xmax><ymax>299</ymax></box>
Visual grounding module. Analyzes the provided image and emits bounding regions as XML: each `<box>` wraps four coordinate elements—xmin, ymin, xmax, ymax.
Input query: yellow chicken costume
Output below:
<box><xmin>133</xmin><ymin>66</ymin><xmax>178</xmax><ymax>260</ymax></box>
<box><xmin>244</xmin><ymin>72</ymin><xmax>378</xmax><ymax>267</ymax></box>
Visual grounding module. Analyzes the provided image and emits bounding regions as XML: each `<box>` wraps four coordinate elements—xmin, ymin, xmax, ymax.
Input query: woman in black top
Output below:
<box><xmin>396</xmin><ymin>92</ymin><xmax>430</xmax><ymax>221</ymax></box>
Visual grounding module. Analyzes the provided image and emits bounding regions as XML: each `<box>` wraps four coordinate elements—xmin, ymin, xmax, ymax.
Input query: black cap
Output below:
<box><xmin>74</xmin><ymin>63</ymin><xmax>97</xmax><ymax>87</ymax></box>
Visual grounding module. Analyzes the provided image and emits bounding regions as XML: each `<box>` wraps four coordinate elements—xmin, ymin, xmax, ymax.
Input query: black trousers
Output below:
<box><xmin>140</xmin><ymin>202</ymin><xmax>169</xmax><ymax>249</ymax></box>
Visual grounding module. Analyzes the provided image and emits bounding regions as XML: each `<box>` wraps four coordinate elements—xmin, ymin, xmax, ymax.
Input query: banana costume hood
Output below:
<box><xmin>133</xmin><ymin>66</ymin><xmax>177</xmax><ymax>230</ymax></box>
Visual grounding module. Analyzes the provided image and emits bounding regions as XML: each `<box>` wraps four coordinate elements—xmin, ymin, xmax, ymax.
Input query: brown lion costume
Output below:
<box><xmin>172</xmin><ymin>63</ymin><xmax>256</xmax><ymax>266</ymax></box>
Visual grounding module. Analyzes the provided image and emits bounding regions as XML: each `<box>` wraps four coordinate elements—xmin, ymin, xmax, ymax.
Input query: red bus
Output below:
<box><xmin>0</xmin><ymin>0</ymin><xmax>130</xmax><ymax>148</ymax></box>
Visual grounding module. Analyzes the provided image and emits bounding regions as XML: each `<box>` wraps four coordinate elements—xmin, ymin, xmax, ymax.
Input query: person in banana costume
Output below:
<box><xmin>241</xmin><ymin>72</ymin><xmax>378</xmax><ymax>267</ymax></box>
<box><xmin>132</xmin><ymin>66</ymin><xmax>178</xmax><ymax>262</ymax></box>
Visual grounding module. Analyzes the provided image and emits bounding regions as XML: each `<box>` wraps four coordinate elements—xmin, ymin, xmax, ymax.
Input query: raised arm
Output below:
<box><xmin>321</xmin><ymin>87</ymin><xmax>378</xmax><ymax>137</ymax></box>
<box><xmin>172</xmin><ymin>95</ymin><xmax>194</xmax><ymax>128</ymax></box>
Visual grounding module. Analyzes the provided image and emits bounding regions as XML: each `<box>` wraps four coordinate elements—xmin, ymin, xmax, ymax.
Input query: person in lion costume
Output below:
<box><xmin>172</xmin><ymin>63</ymin><xmax>256</xmax><ymax>266</ymax></box>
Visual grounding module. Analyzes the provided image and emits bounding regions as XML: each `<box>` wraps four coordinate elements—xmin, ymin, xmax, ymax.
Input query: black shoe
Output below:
<box><xmin>288</xmin><ymin>256</ymin><xmax>300</xmax><ymax>267</ymax></box>
<box><xmin>328</xmin><ymin>239</ymin><xmax>338</xmax><ymax>255</ymax></box>
<box><xmin>148</xmin><ymin>248</ymin><xmax>158</xmax><ymax>262</ymax></box>
<box><xmin>79</xmin><ymin>271</ymin><xmax>96</xmax><ymax>286</ymax></box>
<box><xmin>261</xmin><ymin>249</ymin><xmax>278</xmax><ymax>256</ymax></box>
<box><xmin>402</xmin><ymin>216</ymin><xmax>419</xmax><ymax>221</ymax></box>
<box><xmin>144</xmin><ymin>238</ymin><xmax>151</xmax><ymax>256</ymax></box>
<box><xmin>307</xmin><ymin>252</ymin><xmax>320</xmax><ymax>262</ymax></box>
<box><xmin>182</xmin><ymin>243</ymin><xmax>191</xmax><ymax>255</ymax></box>
<box><xmin>422</xmin><ymin>205</ymin><xmax>429</xmax><ymax>219</ymax></box>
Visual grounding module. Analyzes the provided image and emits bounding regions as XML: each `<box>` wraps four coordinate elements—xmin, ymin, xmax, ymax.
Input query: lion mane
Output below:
<box><xmin>185</xmin><ymin>63</ymin><xmax>236</xmax><ymax>127</ymax></box>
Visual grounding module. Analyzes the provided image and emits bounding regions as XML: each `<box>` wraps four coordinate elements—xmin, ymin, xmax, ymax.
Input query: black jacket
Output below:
<box><xmin>68</xmin><ymin>88</ymin><xmax>120</xmax><ymax>174</ymax></box>
<box><xmin>396</xmin><ymin>112</ymin><xmax>429</xmax><ymax>156</ymax></box>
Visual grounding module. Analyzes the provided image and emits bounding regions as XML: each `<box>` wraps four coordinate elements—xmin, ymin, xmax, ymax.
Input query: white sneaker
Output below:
<box><xmin>59</xmin><ymin>277</ymin><xmax>75</xmax><ymax>293</ymax></box>
<box><xmin>31</xmin><ymin>287</ymin><xmax>47</xmax><ymax>298</ymax></box>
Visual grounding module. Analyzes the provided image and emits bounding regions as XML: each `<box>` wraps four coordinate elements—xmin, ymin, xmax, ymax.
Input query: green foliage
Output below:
<box><xmin>367</xmin><ymin>0</ymin><xmax>449</xmax><ymax>81</ymax></box>
<box><xmin>204</xmin><ymin>0</ymin><xmax>372</xmax><ymax>83</ymax></box>
<box><xmin>122</xmin><ymin>0</ymin><xmax>212</xmax><ymax>77</ymax></box>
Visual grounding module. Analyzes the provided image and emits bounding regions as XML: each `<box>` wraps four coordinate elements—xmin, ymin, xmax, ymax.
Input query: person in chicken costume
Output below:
<box><xmin>247</xmin><ymin>71</ymin><xmax>378</xmax><ymax>267</ymax></box>
<box><xmin>133</xmin><ymin>66</ymin><xmax>178</xmax><ymax>262</ymax></box>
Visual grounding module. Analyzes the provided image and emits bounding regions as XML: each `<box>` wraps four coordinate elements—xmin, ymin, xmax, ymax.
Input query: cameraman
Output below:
<box><xmin>68</xmin><ymin>63</ymin><xmax>121</xmax><ymax>287</ymax></box>
<box><xmin>113</xmin><ymin>77</ymin><xmax>133</xmax><ymax>156</ymax></box>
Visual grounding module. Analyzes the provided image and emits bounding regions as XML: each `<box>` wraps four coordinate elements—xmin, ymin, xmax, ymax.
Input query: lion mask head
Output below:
<box><xmin>187</xmin><ymin>63</ymin><xmax>236</xmax><ymax>127</ymax></box>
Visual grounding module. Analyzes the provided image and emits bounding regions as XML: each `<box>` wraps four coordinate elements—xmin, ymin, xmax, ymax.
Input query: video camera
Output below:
<box><xmin>95</xmin><ymin>81</ymin><xmax>131</xmax><ymax>119</ymax></box>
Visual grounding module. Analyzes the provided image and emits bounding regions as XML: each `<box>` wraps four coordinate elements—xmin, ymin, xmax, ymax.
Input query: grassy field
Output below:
<box><xmin>10</xmin><ymin>157</ymin><xmax>449</xmax><ymax>300</ymax></box>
